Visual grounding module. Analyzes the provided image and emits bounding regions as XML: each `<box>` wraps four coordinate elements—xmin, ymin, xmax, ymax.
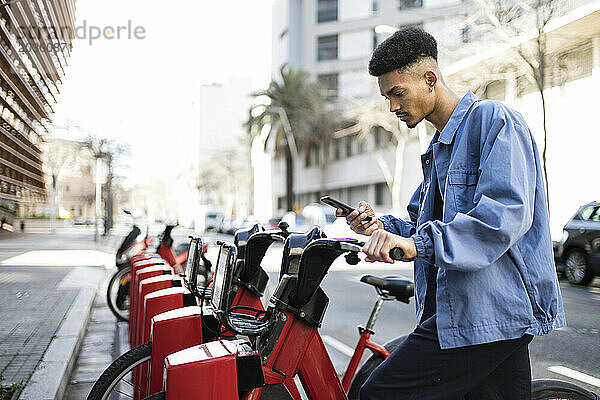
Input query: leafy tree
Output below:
<box><xmin>459</xmin><ymin>0</ymin><xmax>565</xmax><ymax>216</ymax></box>
<box><xmin>246</xmin><ymin>65</ymin><xmax>337</xmax><ymax>211</ymax></box>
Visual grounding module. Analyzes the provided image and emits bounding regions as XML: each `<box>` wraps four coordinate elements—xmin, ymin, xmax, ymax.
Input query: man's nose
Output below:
<box><xmin>389</xmin><ymin>99</ymin><xmax>400</xmax><ymax>113</ymax></box>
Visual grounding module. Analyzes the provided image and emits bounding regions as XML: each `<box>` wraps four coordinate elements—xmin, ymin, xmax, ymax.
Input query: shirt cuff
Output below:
<box><xmin>412</xmin><ymin>232</ymin><xmax>434</xmax><ymax>263</ymax></box>
<box><xmin>379</xmin><ymin>215</ymin><xmax>396</xmax><ymax>233</ymax></box>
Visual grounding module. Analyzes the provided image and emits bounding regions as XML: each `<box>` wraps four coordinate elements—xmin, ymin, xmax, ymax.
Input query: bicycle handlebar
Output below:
<box><xmin>334</xmin><ymin>241</ymin><xmax>405</xmax><ymax>260</ymax></box>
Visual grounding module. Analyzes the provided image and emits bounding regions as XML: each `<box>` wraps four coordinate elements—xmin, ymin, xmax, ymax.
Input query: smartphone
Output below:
<box><xmin>320</xmin><ymin>196</ymin><xmax>372</xmax><ymax>222</ymax></box>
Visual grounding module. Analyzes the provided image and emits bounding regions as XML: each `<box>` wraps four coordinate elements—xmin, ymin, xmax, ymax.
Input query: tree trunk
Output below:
<box><xmin>285</xmin><ymin>145</ymin><xmax>294</xmax><ymax>212</ymax></box>
<box><xmin>103</xmin><ymin>170</ymin><xmax>112</xmax><ymax>235</ymax></box>
<box><xmin>536</xmin><ymin>19</ymin><xmax>551</xmax><ymax>219</ymax></box>
<box><xmin>540</xmin><ymin>89</ymin><xmax>550</xmax><ymax>218</ymax></box>
<box><xmin>391</xmin><ymin>136</ymin><xmax>407</xmax><ymax>212</ymax></box>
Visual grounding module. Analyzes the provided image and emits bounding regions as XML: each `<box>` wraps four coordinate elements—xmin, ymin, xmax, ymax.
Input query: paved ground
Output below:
<box><xmin>0</xmin><ymin>266</ymin><xmax>79</xmax><ymax>385</ymax></box>
<box><xmin>0</xmin><ymin>228</ymin><xmax>118</xmax><ymax>399</ymax></box>
<box><xmin>64</xmin><ymin>288</ymin><xmax>127</xmax><ymax>400</ymax></box>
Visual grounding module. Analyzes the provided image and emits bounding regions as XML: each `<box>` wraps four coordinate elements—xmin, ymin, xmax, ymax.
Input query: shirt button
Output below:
<box><xmin>420</xmin><ymin>304</ymin><xmax>424</xmax><ymax>309</ymax></box>
<box><xmin>425</xmin><ymin>159</ymin><xmax>430</xmax><ymax>165</ymax></box>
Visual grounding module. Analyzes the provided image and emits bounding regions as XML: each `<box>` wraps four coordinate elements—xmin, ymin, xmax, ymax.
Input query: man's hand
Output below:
<box><xmin>362</xmin><ymin>229</ymin><xmax>417</xmax><ymax>263</ymax></box>
<box><xmin>337</xmin><ymin>201</ymin><xmax>383</xmax><ymax>236</ymax></box>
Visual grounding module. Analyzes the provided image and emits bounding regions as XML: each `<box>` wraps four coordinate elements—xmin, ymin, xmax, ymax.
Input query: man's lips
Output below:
<box><xmin>396</xmin><ymin>112</ymin><xmax>409</xmax><ymax>120</ymax></box>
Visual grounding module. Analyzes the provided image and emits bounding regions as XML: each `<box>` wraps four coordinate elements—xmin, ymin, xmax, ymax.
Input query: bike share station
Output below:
<box><xmin>91</xmin><ymin>219</ymin><xmax>599</xmax><ymax>400</ymax></box>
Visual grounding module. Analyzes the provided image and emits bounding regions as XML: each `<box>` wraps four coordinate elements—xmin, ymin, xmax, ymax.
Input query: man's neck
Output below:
<box><xmin>426</xmin><ymin>87</ymin><xmax>461</xmax><ymax>133</ymax></box>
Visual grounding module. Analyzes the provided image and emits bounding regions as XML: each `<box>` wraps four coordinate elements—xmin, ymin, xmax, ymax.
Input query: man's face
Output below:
<box><xmin>377</xmin><ymin>67</ymin><xmax>435</xmax><ymax>129</ymax></box>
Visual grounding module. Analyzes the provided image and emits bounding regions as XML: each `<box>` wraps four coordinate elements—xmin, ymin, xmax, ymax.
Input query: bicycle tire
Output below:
<box><xmin>532</xmin><ymin>379</ymin><xmax>599</xmax><ymax>400</ymax></box>
<box><xmin>347</xmin><ymin>335</ymin><xmax>407</xmax><ymax>400</ymax></box>
<box><xmin>87</xmin><ymin>341</ymin><xmax>152</xmax><ymax>400</ymax></box>
<box><xmin>106</xmin><ymin>266</ymin><xmax>131</xmax><ymax>322</ymax></box>
<box><xmin>142</xmin><ymin>392</ymin><xmax>166</xmax><ymax>400</ymax></box>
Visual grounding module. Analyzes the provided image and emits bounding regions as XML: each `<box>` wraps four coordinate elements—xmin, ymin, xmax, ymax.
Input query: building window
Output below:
<box><xmin>373</xmin><ymin>126</ymin><xmax>394</xmax><ymax>149</ymax></box>
<box><xmin>305</xmin><ymin>143</ymin><xmax>320</xmax><ymax>167</ymax></box>
<box><xmin>317</xmin><ymin>35</ymin><xmax>338</xmax><ymax>61</ymax></box>
<box><xmin>375</xmin><ymin>182</ymin><xmax>391</xmax><ymax>205</ymax></box>
<box><xmin>318</xmin><ymin>73</ymin><xmax>338</xmax><ymax>98</ymax></box>
<box><xmin>345</xmin><ymin>136</ymin><xmax>353</xmax><ymax>158</ymax></box>
<box><xmin>277</xmin><ymin>196</ymin><xmax>285</xmax><ymax>210</ymax></box>
<box><xmin>356</xmin><ymin>137</ymin><xmax>366</xmax><ymax>154</ymax></box>
<box><xmin>317</xmin><ymin>0</ymin><xmax>337</xmax><ymax>23</ymax></box>
<box><xmin>398</xmin><ymin>0</ymin><xmax>423</xmax><ymax>8</ymax></box>
<box><xmin>331</xmin><ymin>138</ymin><xmax>342</xmax><ymax>160</ymax></box>
<box><xmin>372</xmin><ymin>0</ymin><xmax>379</xmax><ymax>13</ymax></box>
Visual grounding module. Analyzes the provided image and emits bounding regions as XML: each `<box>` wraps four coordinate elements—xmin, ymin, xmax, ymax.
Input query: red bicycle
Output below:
<box><xmin>159</xmin><ymin>238</ymin><xmax>599</xmax><ymax>400</ymax></box>
<box><xmin>106</xmin><ymin>222</ymin><xmax>190</xmax><ymax>321</ymax></box>
<box><xmin>87</xmin><ymin>223</ymin><xmax>326</xmax><ymax>400</ymax></box>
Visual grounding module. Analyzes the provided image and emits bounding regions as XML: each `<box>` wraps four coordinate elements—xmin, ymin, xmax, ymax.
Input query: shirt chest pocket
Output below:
<box><xmin>447</xmin><ymin>170</ymin><xmax>479</xmax><ymax>213</ymax></box>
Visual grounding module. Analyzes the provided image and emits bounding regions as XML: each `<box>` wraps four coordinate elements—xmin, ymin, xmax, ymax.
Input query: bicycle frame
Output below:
<box><xmin>162</xmin><ymin>238</ymin><xmax>398</xmax><ymax>400</ymax></box>
<box><xmin>341</xmin><ymin>326</ymin><xmax>390</xmax><ymax>391</ymax></box>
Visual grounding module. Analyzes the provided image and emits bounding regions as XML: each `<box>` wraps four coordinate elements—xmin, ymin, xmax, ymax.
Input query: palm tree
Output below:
<box><xmin>246</xmin><ymin>65</ymin><xmax>336</xmax><ymax>211</ymax></box>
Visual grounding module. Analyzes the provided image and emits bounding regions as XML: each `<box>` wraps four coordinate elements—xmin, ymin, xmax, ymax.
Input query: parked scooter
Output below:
<box><xmin>106</xmin><ymin>217</ymin><xmax>192</xmax><ymax>321</ymax></box>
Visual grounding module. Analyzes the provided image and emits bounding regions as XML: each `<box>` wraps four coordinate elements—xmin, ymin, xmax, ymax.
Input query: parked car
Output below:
<box><xmin>204</xmin><ymin>212</ymin><xmax>223</xmax><ymax>231</ymax></box>
<box><xmin>302</xmin><ymin>203</ymin><xmax>336</xmax><ymax>227</ymax></box>
<box><xmin>555</xmin><ymin>201</ymin><xmax>600</xmax><ymax>285</ymax></box>
<box><xmin>265</xmin><ymin>217</ymin><xmax>281</xmax><ymax>230</ymax></box>
<box><xmin>218</xmin><ymin>217</ymin><xmax>234</xmax><ymax>234</ymax></box>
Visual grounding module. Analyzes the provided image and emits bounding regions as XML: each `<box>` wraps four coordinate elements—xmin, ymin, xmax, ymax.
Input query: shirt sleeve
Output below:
<box><xmin>379</xmin><ymin>181</ymin><xmax>422</xmax><ymax>237</ymax></box>
<box><xmin>411</xmin><ymin>114</ymin><xmax>536</xmax><ymax>271</ymax></box>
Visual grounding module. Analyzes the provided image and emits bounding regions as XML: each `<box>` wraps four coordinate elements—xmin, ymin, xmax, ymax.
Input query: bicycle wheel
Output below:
<box><xmin>87</xmin><ymin>342</ymin><xmax>152</xmax><ymax>400</ymax></box>
<box><xmin>347</xmin><ymin>335</ymin><xmax>407</xmax><ymax>400</ymax></box>
<box><xmin>107</xmin><ymin>266</ymin><xmax>131</xmax><ymax>322</ymax></box>
<box><xmin>532</xmin><ymin>379</ymin><xmax>599</xmax><ymax>400</ymax></box>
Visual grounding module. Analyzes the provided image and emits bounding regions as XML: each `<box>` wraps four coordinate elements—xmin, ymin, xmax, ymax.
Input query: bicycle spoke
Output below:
<box><xmin>114</xmin><ymin>388</ymin><xmax>135</xmax><ymax>398</ymax></box>
<box><xmin>130</xmin><ymin>369</ymin><xmax>146</xmax><ymax>392</ymax></box>
<box><xmin>119</xmin><ymin>376</ymin><xmax>136</xmax><ymax>389</ymax></box>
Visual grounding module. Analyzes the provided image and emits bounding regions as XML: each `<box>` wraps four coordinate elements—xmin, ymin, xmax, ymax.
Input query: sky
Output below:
<box><xmin>52</xmin><ymin>0</ymin><xmax>274</xmax><ymax>187</ymax></box>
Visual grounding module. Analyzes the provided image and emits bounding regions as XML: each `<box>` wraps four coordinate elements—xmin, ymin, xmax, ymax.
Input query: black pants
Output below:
<box><xmin>360</xmin><ymin>316</ymin><xmax>533</xmax><ymax>400</ymax></box>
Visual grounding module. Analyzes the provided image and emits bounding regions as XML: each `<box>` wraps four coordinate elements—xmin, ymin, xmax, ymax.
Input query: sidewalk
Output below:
<box><xmin>0</xmin><ymin>231</ymin><xmax>117</xmax><ymax>400</ymax></box>
<box><xmin>63</xmin><ymin>281</ymin><xmax>128</xmax><ymax>399</ymax></box>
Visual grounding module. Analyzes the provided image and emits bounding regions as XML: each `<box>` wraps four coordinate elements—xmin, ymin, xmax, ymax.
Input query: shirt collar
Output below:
<box><xmin>437</xmin><ymin>90</ymin><xmax>478</xmax><ymax>145</ymax></box>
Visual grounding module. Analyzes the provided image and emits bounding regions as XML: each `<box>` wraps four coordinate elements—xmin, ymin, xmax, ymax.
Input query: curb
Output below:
<box><xmin>18</xmin><ymin>267</ymin><xmax>106</xmax><ymax>400</ymax></box>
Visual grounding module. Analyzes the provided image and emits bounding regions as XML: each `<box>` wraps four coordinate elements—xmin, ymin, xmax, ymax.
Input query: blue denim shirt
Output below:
<box><xmin>380</xmin><ymin>91</ymin><xmax>566</xmax><ymax>349</ymax></box>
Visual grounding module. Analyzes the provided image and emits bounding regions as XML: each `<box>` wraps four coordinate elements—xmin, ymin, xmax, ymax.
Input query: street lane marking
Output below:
<box><xmin>548</xmin><ymin>366</ymin><xmax>600</xmax><ymax>388</ymax></box>
<box><xmin>322</xmin><ymin>335</ymin><xmax>354</xmax><ymax>358</ymax></box>
<box><xmin>0</xmin><ymin>250</ymin><xmax>112</xmax><ymax>267</ymax></box>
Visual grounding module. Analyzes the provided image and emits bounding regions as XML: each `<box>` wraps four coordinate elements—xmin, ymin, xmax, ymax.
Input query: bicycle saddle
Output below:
<box><xmin>360</xmin><ymin>275</ymin><xmax>414</xmax><ymax>304</ymax></box>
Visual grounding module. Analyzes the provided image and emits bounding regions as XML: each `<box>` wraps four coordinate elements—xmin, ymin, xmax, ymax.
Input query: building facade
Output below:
<box><xmin>270</xmin><ymin>0</ymin><xmax>466</xmax><ymax>217</ymax></box>
<box><xmin>0</xmin><ymin>0</ymin><xmax>76</xmax><ymax>225</ymax></box>
<box><xmin>443</xmin><ymin>1</ymin><xmax>600</xmax><ymax>237</ymax></box>
<box><xmin>270</xmin><ymin>0</ymin><xmax>599</xmax><ymax>238</ymax></box>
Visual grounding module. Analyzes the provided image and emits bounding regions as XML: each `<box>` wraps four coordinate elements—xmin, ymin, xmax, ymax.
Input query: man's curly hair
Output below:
<box><xmin>368</xmin><ymin>27</ymin><xmax>438</xmax><ymax>77</ymax></box>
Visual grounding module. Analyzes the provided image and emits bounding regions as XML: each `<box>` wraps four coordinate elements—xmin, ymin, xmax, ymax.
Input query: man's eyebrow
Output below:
<box><xmin>383</xmin><ymin>85</ymin><xmax>403</xmax><ymax>96</ymax></box>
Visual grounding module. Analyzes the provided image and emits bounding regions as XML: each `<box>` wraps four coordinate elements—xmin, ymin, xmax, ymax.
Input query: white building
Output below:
<box><xmin>195</xmin><ymin>78</ymin><xmax>254</xmax><ymax>222</ymax></box>
<box><xmin>270</xmin><ymin>0</ymin><xmax>600</xmax><ymax>238</ymax></box>
<box><xmin>270</xmin><ymin>0</ymin><xmax>466</xmax><ymax>217</ymax></box>
<box><xmin>443</xmin><ymin>2</ymin><xmax>600</xmax><ymax>237</ymax></box>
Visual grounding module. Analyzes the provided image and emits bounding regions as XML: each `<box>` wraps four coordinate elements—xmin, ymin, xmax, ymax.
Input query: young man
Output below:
<box><xmin>342</xmin><ymin>27</ymin><xmax>566</xmax><ymax>399</ymax></box>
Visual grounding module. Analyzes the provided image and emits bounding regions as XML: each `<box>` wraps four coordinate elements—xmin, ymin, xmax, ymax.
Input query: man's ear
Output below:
<box><xmin>424</xmin><ymin>70</ymin><xmax>437</xmax><ymax>88</ymax></box>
